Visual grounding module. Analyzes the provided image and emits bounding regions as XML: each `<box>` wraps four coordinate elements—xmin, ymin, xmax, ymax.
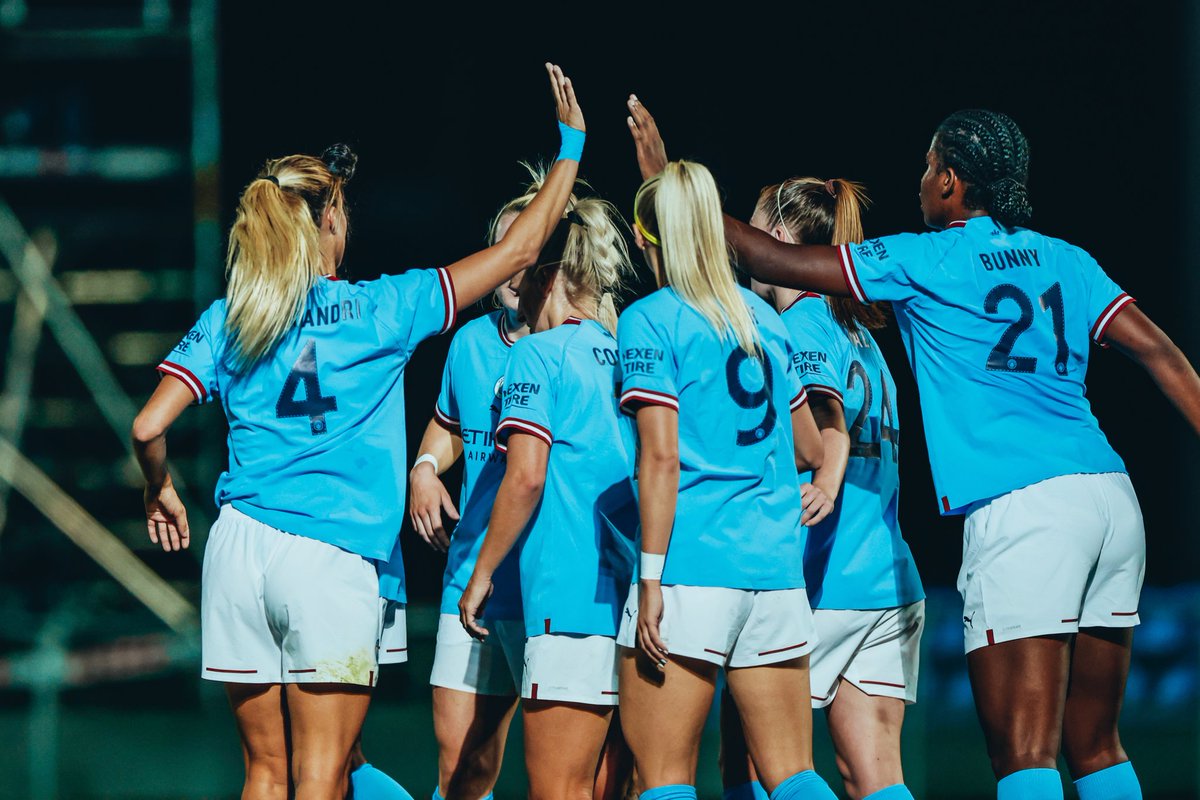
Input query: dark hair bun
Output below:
<box><xmin>988</xmin><ymin>177</ymin><xmax>1033</xmax><ymax>228</ymax></box>
<box><xmin>322</xmin><ymin>143</ymin><xmax>358</xmax><ymax>181</ymax></box>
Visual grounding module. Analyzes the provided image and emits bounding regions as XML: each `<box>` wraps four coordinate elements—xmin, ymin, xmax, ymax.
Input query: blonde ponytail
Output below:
<box><xmin>597</xmin><ymin>292</ymin><xmax>619</xmax><ymax>335</ymax></box>
<box><xmin>635</xmin><ymin>161</ymin><xmax>760</xmax><ymax>356</ymax></box>
<box><xmin>224</xmin><ymin>146</ymin><xmax>355</xmax><ymax>370</ymax></box>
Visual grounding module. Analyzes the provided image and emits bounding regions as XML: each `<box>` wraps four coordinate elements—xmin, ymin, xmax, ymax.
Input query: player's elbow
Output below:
<box><xmin>795</xmin><ymin>441</ymin><xmax>824</xmax><ymax>472</ymax></box>
<box><xmin>131</xmin><ymin>412</ymin><xmax>165</xmax><ymax>448</ymax></box>
<box><xmin>506</xmin><ymin>465</ymin><xmax>546</xmax><ymax>499</ymax></box>
<box><xmin>640</xmin><ymin>445</ymin><xmax>680</xmax><ymax>476</ymax></box>
<box><xmin>495</xmin><ymin>232</ymin><xmax>540</xmax><ymax>273</ymax></box>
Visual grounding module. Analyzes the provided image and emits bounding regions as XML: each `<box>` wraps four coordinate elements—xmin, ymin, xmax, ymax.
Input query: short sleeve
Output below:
<box><xmin>838</xmin><ymin>233</ymin><xmax>938</xmax><ymax>304</ymax></box>
<box><xmin>371</xmin><ymin>267</ymin><xmax>457</xmax><ymax>355</ymax></box>
<box><xmin>434</xmin><ymin>336</ymin><xmax>460</xmax><ymax>429</ymax></box>
<box><xmin>157</xmin><ymin>303</ymin><xmax>222</xmax><ymax>404</ymax></box>
<box><xmin>782</xmin><ymin>339</ymin><xmax>810</xmax><ymax>412</ymax></box>
<box><xmin>1078</xmin><ymin>249</ymin><xmax>1136</xmax><ymax>347</ymax></box>
<box><xmin>617</xmin><ymin>306</ymin><xmax>679</xmax><ymax>415</ymax></box>
<box><xmin>495</xmin><ymin>339</ymin><xmax>556</xmax><ymax>452</ymax></box>
<box><xmin>783</xmin><ymin>302</ymin><xmax>845</xmax><ymax>404</ymax></box>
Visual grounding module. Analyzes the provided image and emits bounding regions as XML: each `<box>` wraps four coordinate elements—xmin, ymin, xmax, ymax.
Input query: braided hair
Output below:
<box><xmin>933</xmin><ymin>110</ymin><xmax>1032</xmax><ymax>228</ymax></box>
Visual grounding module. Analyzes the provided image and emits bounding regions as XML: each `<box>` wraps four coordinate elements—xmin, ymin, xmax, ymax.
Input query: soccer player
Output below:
<box><xmin>458</xmin><ymin>193</ymin><xmax>636</xmax><ymax>800</ymax></box>
<box><xmin>723</xmin><ymin>177</ymin><xmax>924</xmax><ymax>800</ymax></box>
<box><xmin>404</xmin><ymin>169</ymin><xmax>566</xmax><ymax>800</ymax></box>
<box><xmin>615</xmin><ymin>160</ymin><xmax>836</xmax><ymax>800</ymax></box>
<box><xmin>627</xmin><ymin>99</ymin><xmax>1200</xmax><ymax>800</ymax></box>
<box><xmin>129</xmin><ymin>63</ymin><xmax>585</xmax><ymax>800</ymax></box>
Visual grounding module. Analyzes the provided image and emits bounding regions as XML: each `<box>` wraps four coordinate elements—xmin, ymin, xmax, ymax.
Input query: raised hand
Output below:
<box><xmin>627</xmin><ymin>94</ymin><xmax>668</xmax><ymax>179</ymax></box>
<box><xmin>547</xmin><ymin>62</ymin><xmax>585</xmax><ymax>132</ymax></box>
<box><xmin>145</xmin><ymin>476</ymin><xmax>190</xmax><ymax>552</ymax></box>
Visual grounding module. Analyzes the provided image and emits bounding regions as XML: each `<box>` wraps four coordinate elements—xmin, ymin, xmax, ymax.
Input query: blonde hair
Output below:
<box><xmin>224</xmin><ymin>145</ymin><xmax>355</xmax><ymax>371</ymax></box>
<box><xmin>635</xmin><ymin>161</ymin><xmax>760</xmax><ymax>356</ymax></box>
<box><xmin>756</xmin><ymin>177</ymin><xmax>884</xmax><ymax>334</ymax></box>
<box><xmin>550</xmin><ymin>197</ymin><xmax>633</xmax><ymax>334</ymax></box>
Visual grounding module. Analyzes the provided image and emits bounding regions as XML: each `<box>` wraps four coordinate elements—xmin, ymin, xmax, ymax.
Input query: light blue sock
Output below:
<box><xmin>1074</xmin><ymin>762</ymin><xmax>1142</xmax><ymax>800</ymax></box>
<box><xmin>997</xmin><ymin>768</ymin><xmax>1062</xmax><ymax>800</ymax></box>
<box><xmin>768</xmin><ymin>770</ymin><xmax>838</xmax><ymax>800</ymax></box>
<box><xmin>640</xmin><ymin>785</ymin><xmax>698</xmax><ymax>800</ymax></box>
<box><xmin>347</xmin><ymin>763</ymin><xmax>414</xmax><ymax>799</ymax></box>
<box><xmin>723</xmin><ymin>781</ymin><xmax>770</xmax><ymax>800</ymax></box>
<box><xmin>863</xmin><ymin>785</ymin><xmax>915</xmax><ymax>800</ymax></box>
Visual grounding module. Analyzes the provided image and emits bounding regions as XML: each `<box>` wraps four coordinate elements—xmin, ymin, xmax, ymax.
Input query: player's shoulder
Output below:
<box><xmin>454</xmin><ymin>309</ymin><xmax>504</xmax><ymax>343</ymax></box>
<box><xmin>778</xmin><ymin>291</ymin><xmax>829</xmax><ymax>323</ymax></box>
<box><xmin>622</xmin><ymin>287</ymin><xmax>680</xmax><ymax>320</ymax></box>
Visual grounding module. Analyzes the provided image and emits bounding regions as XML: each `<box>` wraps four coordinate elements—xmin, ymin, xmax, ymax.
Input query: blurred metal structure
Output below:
<box><xmin>0</xmin><ymin>2</ymin><xmax>219</xmax><ymax>797</ymax></box>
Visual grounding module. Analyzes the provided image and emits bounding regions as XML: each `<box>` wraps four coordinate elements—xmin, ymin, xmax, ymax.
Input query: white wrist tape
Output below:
<box><xmin>640</xmin><ymin>552</ymin><xmax>665</xmax><ymax>581</ymax></box>
<box><xmin>412</xmin><ymin>453</ymin><xmax>440</xmax><ymax>474</ymax></box>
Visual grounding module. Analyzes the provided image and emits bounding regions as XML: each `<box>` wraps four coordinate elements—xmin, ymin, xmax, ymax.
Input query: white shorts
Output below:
<box><xmin>430</xmin><ymin>613</ymin><xmax>526</xmax><ymax>695</ymax></box>
<box><xmin>617</xmin><ymin>584</ymin><xmax>817</xmax><ymax>668</ymax></box>
<box><xmin>377</xmin><ymin>600</ymin><xmax>409</xmax><ymax>665</ymax></box>
<box><xmin>808</xmin><ymin>601</ymin><xmax>924</xmax><ymax>708</ymax></box>
<box><xmin>201</xmin><ymin>505</ymin><xmax>381</xmax><ymax>686</ymax></box>
<box><xmin>521</xmin><ymin>633</ymin><xmax>620</xmax><ymax>706</ymax></box>
<box><xmin>959</xmin><ymin>472</ymin><xmax>1145</xmax><ymax>653</ymax></box>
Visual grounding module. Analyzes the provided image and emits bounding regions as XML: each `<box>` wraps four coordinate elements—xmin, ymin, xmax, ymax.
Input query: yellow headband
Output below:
<box><xmin>633</xmin><ymin>182</ymin><xmax>660</xmax><ymax>247</ymax></box>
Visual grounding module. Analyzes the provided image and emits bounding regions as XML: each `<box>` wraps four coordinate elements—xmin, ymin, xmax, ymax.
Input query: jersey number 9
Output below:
<box><xmin>725</xmin><ymin>348</ymin><xmax>776</xmax><ymax>446</ymax></box>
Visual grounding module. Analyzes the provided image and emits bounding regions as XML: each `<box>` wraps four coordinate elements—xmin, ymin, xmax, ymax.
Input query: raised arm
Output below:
<box><xmin>131</xmin><ymin>377</ymin><xmax>195</xmax><ymax>552</ymax></box>
<box><xmin>408</xmin><ymin>417</ymin><xmax>464</xmax><ymax>553</ymax></box>
<box><xmin>625</xmin><ymin>94</ymin><xmax>851</xmax><ymax>296</ymax></box>
<box><xmin>458</xmin><ymin>433</ymin><xmax>549</xmax><ymax>639</ymax></box>
<box><xmin>1105</xmin><ymin>305</ymin><xmax>1200</xmax><ymax>436</ymax></box>
<box><xmin>446</xmin><ymin>64</ymin><xmax>585</xmax><ymax>308</ymax></box>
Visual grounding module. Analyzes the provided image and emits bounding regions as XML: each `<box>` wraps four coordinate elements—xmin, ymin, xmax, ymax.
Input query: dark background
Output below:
<box><xmin>221</xmin><ymin>1</ymin><xmax>1195</xmax><ymax>600</ymax></box>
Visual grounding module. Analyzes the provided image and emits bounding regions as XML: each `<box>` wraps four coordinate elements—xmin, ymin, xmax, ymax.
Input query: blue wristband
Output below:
<box><xmin>557</xmin><ymin>121</ymin><xmax>585</xmax><ymax>162</ymax></box>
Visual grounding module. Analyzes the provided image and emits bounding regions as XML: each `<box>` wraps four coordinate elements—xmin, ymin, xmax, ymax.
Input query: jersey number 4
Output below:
<box><xmin>276</xmin><ymin>340</ymin><xmax>338</xmax><ymax>435</ymax></box>
<box><xmin>985</xmin><ymin>282</ymin><xmax>1069</xmax><ymax>376</ymax></box>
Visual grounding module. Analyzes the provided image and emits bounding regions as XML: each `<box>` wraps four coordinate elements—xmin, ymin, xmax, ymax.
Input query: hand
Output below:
<box><xmin>800</xmin><ymin>482</ymin><xmax>835</xmax><ymax>526</ymax></box>
<box><xmin>145</xmin><ymin>476</ymin><xmax>189</xmax><ymax>552</ymax></box>
<box><xmin>636</xmin><ymin>579</ymin><xmax>669</xmax><ymax>670</ymax></box>
<box><xmin>626</xmin><ymin>95</ymin><xmax>668</xmax><ymax>179</ymax></box>
<box><xmin>409</xmin><ymin>463</ymin><xmax>459</xmax><ymax>553</ymax></box>
<box><xmin>459</xmin><ymin>573</ymin><xmax>494</xmax><ymax>641</ymax></box>
<box><xmin>546</xmin><ymin>62</ymin><xmax>584</xmax><ymax>132</ymax></box>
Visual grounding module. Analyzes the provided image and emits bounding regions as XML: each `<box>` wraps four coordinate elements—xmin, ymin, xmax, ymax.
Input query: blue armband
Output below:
<box><xmin>557</xmin><ymin>122</ymin><xmax>585</xmax><ymax>162</ymax></box>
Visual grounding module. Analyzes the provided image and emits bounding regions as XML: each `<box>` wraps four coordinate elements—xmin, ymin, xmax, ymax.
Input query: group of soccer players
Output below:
<box><xmin>131</xmin><ymin>63</ymin><xmax>1200</xmax><ymax>800</ymax></box>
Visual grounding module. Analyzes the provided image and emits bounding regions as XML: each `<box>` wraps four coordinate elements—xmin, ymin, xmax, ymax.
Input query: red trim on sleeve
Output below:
<box><xmin>1089</xmin><ymin>293</ymin><xmax>1135</xmax><ymax>347</ymax></box>
<box><xmin>157</xmin><ymin>360</ymin><xmax>206</xmax><ymax>403</ymax></box>
<box><xmin>619</xmin><ymin>388</ymin><xmax>680</xmax><ymax>416</ymax></box>
<box><xmin>433</xmin><ymin>405</ymin><xmax>460</xmax><ymax>430</ymax></box>
<box><xmin>496</xmin><ymin>417</ymin><xmax>553</xmax><ymax>452</ymax></box>
<box><xmin>837</xmin><ymin>243</ymin><xmax>869</xmax><ymax>304</ymax></box>
<box><xmin>436</xmin><ymin>267</ymin><xmax>458</xmax><ymax>334</ymax></box>
<box><xmin>780</xmin><ymin>292</ymin><xmax>823</xmax><ymax>314</ymax></box>
<box><xmin>806</xmin><ymin>384</ymin><xmax>844</xmax><ymax>402</ymax></box>
<box><xmin>498</xmin><ymin>314</ymin><xmax>516</xmax><ymax>347</ymax></box>
<box><xmin>789</xmin><ymin>387</ymin><xmax>809</xmax><ymax>411</ymax></box>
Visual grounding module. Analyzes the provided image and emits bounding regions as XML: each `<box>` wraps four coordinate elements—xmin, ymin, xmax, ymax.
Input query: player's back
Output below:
<box><xmin>618</xmin><ymin>287</ymin><xmax>808</xmax><ymax>591</ymax></box>
<box><xmin>161</xmin><ymin>268</ymin><xmax>455</xmax><ymax>561</ymax></box>
<box><xmin>839</xmin><ymin>217</ymin><xmax>1129</xmax><ymax>512</ymax></box>
<box><xmin>497</xmin><ymin>318</ymin><xmax>637</xmax><ymax>638</ymax></box>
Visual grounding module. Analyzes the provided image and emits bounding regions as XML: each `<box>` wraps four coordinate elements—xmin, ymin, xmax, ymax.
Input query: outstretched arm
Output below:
<box><xmin>1105</xmin><ymin>305</ymin><xmax>1200</xmax><ymax>436</ymax></box>
<box><xmin>625</xmin><ymin>95</ymin><xmax>852</xmax><ymax>296</ymax></box>
<box><xmin>446</xmin><ymin>64</ymin><xmax>585</xmax><ymax>308</ymax></box>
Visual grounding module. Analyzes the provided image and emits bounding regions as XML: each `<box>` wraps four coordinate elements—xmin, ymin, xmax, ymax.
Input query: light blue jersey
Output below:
<box><xmin>431</xmin><ymin>311</ymin><xmax>521</xmax><ymax>620</ymax></box>
<box><xmin>838</xmin><ymin>216</ymin><xmax>1131</xmax><ymax>514</ymax></box>
<box><xmin>158</xmin><ymin>269</ymin><xmax>456</xmax><ymax>587</ymax></box>
<box><xmin>618</xmin><ymin>287</ymin><xmax>809</xmax><ymax>590</ymax></box>
<box><xmin>781</xmin><ymin>294</ymin><xmax>923</xmax><ymax>609</ymax></box>
<box><xmin>496</xmin><ymin>317</ymin><xmax>637</xmax><ymax>639</ymax></box>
